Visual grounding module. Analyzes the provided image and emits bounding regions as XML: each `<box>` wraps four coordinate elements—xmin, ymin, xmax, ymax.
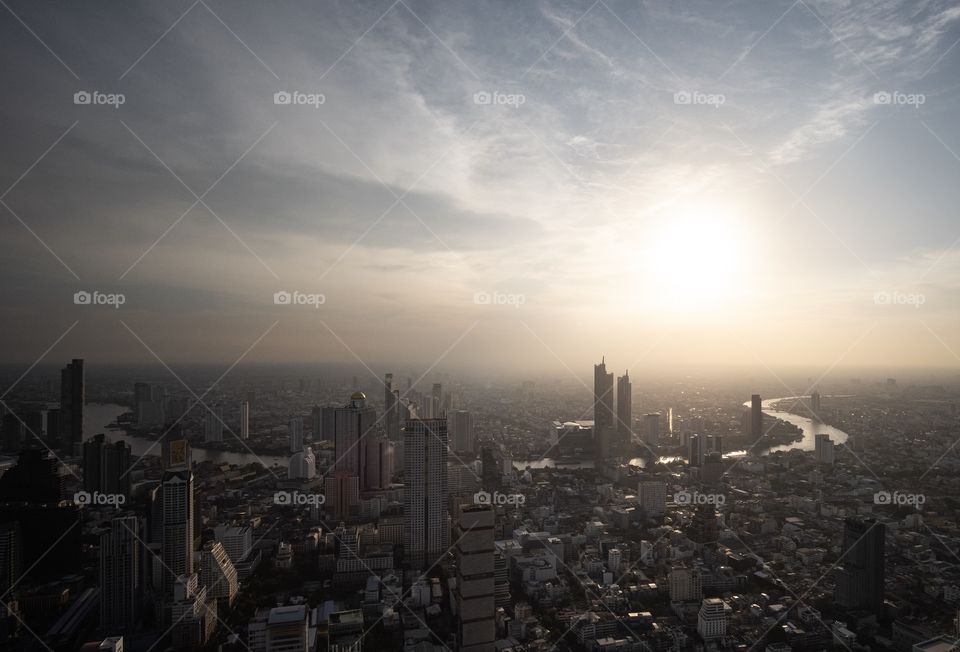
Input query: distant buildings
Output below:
<box><xmin>239</xmin><ymin>401</ymin><xmax>250</xmax><ymax>440</ymax></box>
<box><xmin>616</xmin><ymin>372</ymin><xmax>632</xmax><ymax>447</ymax></box>
<box><xmin>334</xmin><ymin>392</ymin><xmax>376</xmax><ymax>477</ymax></box>
<box><xmin>204</xmin><ymin>407</ymin><xmax>224</xmax><ymax>443</ymax></box>
<box><xmin>593</xmin><ymin>358</ymin><xmax>615</xmax><ymax>456</ymax></box>
<box><xmin>750</xmin><ymin>394</ymin><xmax>763</xmax><ymax>441</ymax></box>
<box><xmin>134</xmin><ymin>382</ymin><xmax>165</xmax><ymax>426</ymax></box>
<box><xmin>404</xmin><ymin>418</ymin><xmax>449</xmax><ymax>569</ymax></box>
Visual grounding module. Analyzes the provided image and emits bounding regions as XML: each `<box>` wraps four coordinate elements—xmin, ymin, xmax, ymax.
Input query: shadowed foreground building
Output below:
<box><xmin>835</xmin><ymin>517</ymin><xmax>886</xmax><ymax>616</ymax></box>
<box><xmin>404</xmin><ymin>418</ymin><xmax>449</xmax><ymax>569</ymax></box>
<box><xmin>456</xmin><ymin>503</ymin><xmax>496</xmax><ymax>652</ymax></box>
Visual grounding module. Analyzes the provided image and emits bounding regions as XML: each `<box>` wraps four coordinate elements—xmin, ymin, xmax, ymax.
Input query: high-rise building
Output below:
<box><xmin>815</xmin><ymin>433</ymin><xmax>835</xmax><ymax>465</ymax></box>
<box><xmin>450</xmin><ymin>410</ymin><xmax>475</xmax><ymax>453</ymax></box>
<box><xmin>643</xmin><ymin>413</ymin><xmax>660</xmax><ymax>447</ymax></box>
<box><xmin>239</xmin><ymin>401</ymin><xmax>250</xmax><ymax>440</ymax></box>
<box><xmin>702</xmin><ymin>451</ymin><xmax>723</xmax><ymax>485</ymax></box>
<box><xmin>310</xmin><ymin>405</ymin><xmax>322</xmax><ymax>442</ymax></box>
<box><xmin>750</xmin><ymin>394</ymin><xmax>763</xmax><ymax>441</ymax></box>
<box><xmin>324</xmin><ymin>472</ymin><xmax>360</xmax><ymax>521</ymax></box>
<box><xmin>59</xmin><ymin>358</ymin><xmax>84</xmax><ymax>453</ymax></box>
<box><xmin>639</xmin><ymin>480</ymin><xmax>666</xmax><ymax>517</ymax></box>
<box><xmin>288</xmin><ymin>447</ymin><xmax>317</xmax><ymax>480</ymax></box>
<box><xmin>404</xmin><ymin>418</ymin><xmax>449</xmax><ymax>569</ymax></box>
<box><xmin>204</xmin><ymin>406</ymin><xmax>224</xmax><ymax>443</ymax></box>
<box><xmin>362</xmin><ymin>437</ymin><xmax>394</xmax><ymax>490</ymax></box>
<box><xmin>288</xmin><ymin>416</ymin><xmax>303</xmax><ymax>453</ymax></box>
<box><xmin>384</xmin><ymin>373</ymin><xmax>400</xmax><ymax>441</ymax></box>
<box><xmin>669</xmin><ymin>565</ymin><xmax>702</xmax><ymax>602</ymax></box>
<box><xmin>593</xmin><ymin>357</ymin><xmax>614</xmax><ymax>432</ymax></box>
<box><xmin>616</xmin><ymin>372</ymin><xmax>632</xmax><ymax>447</ymax></box>
<box><xmin>431</xmin><ymin>383</ymin><xmax>443</xmax><ymax>418</ymax></box>
<box><xmin>334</xmin><ymin>392</ymin><xmax>377</xmax><ymax>477</ymax></box>
<box><xmin>480</xmin><ymin>447</ymin><xmax>501</xmax><ymax>492</ymax></box>
<box><xmin>83</xmin><ymin>434</ymin><xmax>132</xmax><ymax>498</ymax></box>
<box><xmin>134</xmin><ymin>382</ymin><xmax>165</xmax><ymax>426</ymax></box>
<box><xmin>161</xmin><ymin>465</ymin><xmax>194</xmax><ymax>597</ymax></box>
<box><xmin>100</xmin><ymin>514</ymin><xmax>142</xmax><ymax>631</ymax></box>
<box><xmin>697</xmin><ymin>598</ymin><xmax>729</xmax><ymax>640</ymax></box>
<box><xmin>455</xmin><ymin>503</ymin><xmax>495</xmax><ymax>652</ymax></box>
<box><xmin>200</xmin><ymin>540</ymin><xmax>238</xmax><ymax>610</ymax></box>
<box><xmin>321</xmin><ymin>406</ymin><xmax>336</xmax><ymax>441</ymax></box>
<box><xmin>835</xmin><ymin>517</ymin><xmax>885</xmax><ymax>616</ymax></box>
<box><xmin>810</xmin><ymin>390</ymin><xmax>822</xmax><ymax>417</ymax></box>
<box><xmin>493</xmin><ymin>549</ymin><xmax>511</xmax><ymax>609</ymax></box>
<box><xmin>688</xmin><ymin>434</ymin><xmax>703</xmax><ymax>467</ymax></box>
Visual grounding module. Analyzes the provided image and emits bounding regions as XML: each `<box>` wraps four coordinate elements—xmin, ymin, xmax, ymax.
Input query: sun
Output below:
<box><xmin>643</xmin><ymin>202</ymin><xmax>747</xmax><ymax>310</ymax></box>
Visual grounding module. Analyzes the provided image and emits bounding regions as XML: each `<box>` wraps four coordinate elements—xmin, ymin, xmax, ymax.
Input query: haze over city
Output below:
<box><xmin>2</xmin><ymin>0</ymin><xmax>960</xmax><ymax>371</ymax></box>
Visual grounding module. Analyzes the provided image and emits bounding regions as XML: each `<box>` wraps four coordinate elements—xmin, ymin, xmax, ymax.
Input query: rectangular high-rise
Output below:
<box><xmin>404</xmin><ymin>418</ymin><xmax>449</xmax><ymax>569</ymax></box>
<box><xmin>750</xmin><ymin>394</ymin><xmax>763</xmax><ymax>441</ymax></box>
<box><xmin>59</xmin><ymin>359</ymin><xmax>83</xmax><ymax>453</ymax></box>
<box><xmin>616</xmin><ymin>372</ymin><xmax>632</xmax><ymax>446</ymax></box>
<box><xmin>334</xmin><ymin>392</ymin><xmax>377</xmax><ymax>477</ymax></box>
<box><xmin>82</xmin><ymin>434</ymin><xmax>132</xmax><ymax>497</ymax></box>
<box><xmin>593</xmin><ymin>358</ymin><xmax>614</xmax><ymax>429</ymax></box>
<box><xmin>384</xmin><ymin>373</ymin><xmax>400</xmax><ymax>440</ymax></box>
<box><xmin>100</xmin><ymin>514</ymin><xmax>142</xmax><ymax>631</ymax></box>
<box><xmin>239</xmin><ymin>401</ymin><xmax>250</xmax><ymax>440</ymax></box>
<box><xmin>161</xmin><ymin>467</ymin><xmax>194</xmax><ymax>597</ymax></box>
<box><xmin>835</xmin><ymin>517</ymin><xmax>885</xmax><ymax>616</ymax></box>
<box><xmin>451</xmin><ymin>410</ymin><xmax>475</xmax><ymax>453</ymax></box>
<box><xmin>288</xmin><ymin>416</ymin><xmax>303</xmax><ymax>453</ymax></box>
<box><xmin>455</xmin><ymin>503</ymin><xmax>496</xmax><ymax>652</ymax></box>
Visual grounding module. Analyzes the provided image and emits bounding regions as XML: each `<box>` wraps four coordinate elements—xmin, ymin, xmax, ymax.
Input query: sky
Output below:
<box><xmin>1</xmin><ymin>0</ymin><xmax>960</xmax><ymax>377</ymax></box>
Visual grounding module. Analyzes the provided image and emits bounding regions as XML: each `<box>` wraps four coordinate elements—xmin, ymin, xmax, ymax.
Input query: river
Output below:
<box><xmin>84</xmin><ymin>403</ymin><xmax>288</xmax><ymax>468</ymax></box>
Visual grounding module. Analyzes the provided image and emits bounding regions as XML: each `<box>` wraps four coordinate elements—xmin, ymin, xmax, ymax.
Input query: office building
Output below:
<box><xmin>99</xmin><ymin>515</ymin><xmax>142</xmax><ymax>631</ymax></box>
<box><xmin>404</xmin><ymin>418</ymin><xmax>449</xmax><ymax>569</ymax></box>
<box><xmin>60</xmin><ymin>358</ymin><xmax>84</xmax><ymax>453</ymax></box>
<box><xmin>643</xmin><ymin>413</ymin><xmax>660</xmax><ymax>447</ymax></box>
<box><xmin>334</xmin><ymin>392</ymin><xmax>377</xmax><ymax>477</ymax></box>
<box><xmin>288</xmin><ymin>416</ymin><xmax>303</xmax><ymax>453</ymax></box>
<box><xmin>697</xmin><ymin>598</ymin><xmax>729</xmax><ymax>640</ymax></box>
<box><xmin>240</xmin><ymin>401</ymin><xmax>250</xmax><ymax>440</ymax></box>
<box><xmin>750</xmin><ymin>394</ymin><xmax>763</xmax><ymax>441</ymax></box>
<box><xmin>688</xmin><ymin>433</ymin><xmax>703</xmax><ymax>467</ymax></box>
<box><xmin>362</xmin><ymin>437</ymin><xmax>394</xmax><ymax>490</ymax></box>
<box><xmin>455</xmin><ymin>503</ymin><xmax>496</xmax><ymax>652</ymax></box>
<box><xmin>593</xmin><ymin>358</ymin><xmax>615</xmax><ymax>449</ymax></box>
<box><xmin>265</xmin><ymin>605</ymin><xmax>308</xmax><ymax>651</ymax></box>
<box><xmin>325</xmin><ymin>472</ymin><xmax>360</xmax><ymax>521</ymax></box>
<box><xmin>451</xmin><ymin>410</ymin><xmax>475</xmax><ymax>453</ymax></box>
<box><xmin>616</xmin><ymin>372</ymin><xmax>632</xmax><ymax>447</ymax></box>
<box><xmin>83</xmin><ymin>434</ymin><xmax>132</xmax><ymax>498</ymax></box>
<box><xmin>204</xmin><ymin>407</ymin><xmax>223</xmax><ymax>443</ymax></box>
<box><xmin>835</xmin><ymin>517</ymin><xmax>885</xmax><ymax>616</ymax></box>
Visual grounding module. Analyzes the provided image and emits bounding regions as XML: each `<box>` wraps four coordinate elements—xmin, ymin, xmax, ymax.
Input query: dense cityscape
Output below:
<box><xmin>0</xmin><ymin>360</ymin><xmax>958</xmax><ymax>651</ymax></box>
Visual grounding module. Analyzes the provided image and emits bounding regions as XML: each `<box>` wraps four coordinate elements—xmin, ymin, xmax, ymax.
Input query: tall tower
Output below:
<box><xmin>431</xmin><ymin>383</ymin><xmax>443</xmax><ymax>418</ymax></box>
<box><xmin>384</xmin><ymin>373</ymin><xmax>400</xmax><ymax>440</ymax></box>
<box><xmin>100</xmin><ymin>514</ymin><xmax>142</xmax><ymax>631</ymax></box>
<box><xmin>59</xmin><ymin>359</ymin><xmax>84</xmax><ymax>453</ymax></box>
<box><xmin>82</xmin><ymin>434</ymin><xmax>132</xmax><ymax>497</ymax></box>
<box><xmin>334</xmin><ymin>392</ymin><xmax>377</xmax><ymax>477</ymax></box>
<box><xmin>204</xmin><ymin>406</ymin><xmax>224</xmax><ymax>443</ymax></box>
<box><xmin>455</xmin><ymin>503</ymin><xmax>496</xmax><ymax>652</ymax></box>
<box><xmin>161</xmin><ymin>445</ymin><xmax>194</xmax><ymax>597</ymax></box>
<box><xmin>750</xmin><ymin>394</ymin><xmax>763</xmax><ymax>441</ymax></box>
<box><xmin>239</xmin><ymin>401</ymin><xmax>250</xmax><ymax>440</ymax></box>
<box><xmin>288</xmin><ymin>416</ymin><xmax>304</xmax><ymax>453</ymax></box>
<box><xmin>835</xmin><ymin>517</ymin><xmax>885</xmax><ymax>616</ymax></box>
<box><xmin>450</xmin><ymin>410</ymin><xmax>475</xmax><ymax>453</ymax></box>
<box><xmin>594</xmin><ymin>358</ymin><xmax>614</xmax><ymax>459</ymax></box>
<box><xmin>403</xmin><ymin>418</ymin><xmax>449</xmax><ymax>569</ymax></box>
<box><xmin>616</xmin><ymin>372</ymin><xmax>632</xmax><ymax>448</ymax></box>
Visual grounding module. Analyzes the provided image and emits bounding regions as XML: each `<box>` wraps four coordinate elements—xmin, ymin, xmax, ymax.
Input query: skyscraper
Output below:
<box><xmin>810</xmin><ymin>390</ymin><xmax>822</xmax><ymax>418</ymax></box>
<box><xmin>161</xmin><ymin>453</ymin><xmax>194</xmax><ymax>597</ymax></box>
<box><xmin>815</xmin><ymin>433</ymin><xmax>835</xmax><ymax>465</ymax></box>
<box><xmin>593</xmin><ymin>357</ymin><xmax>614</xmax><ymax>430</ymax></box>
<box><xmin>82</xmin><ymin>433</ymin><xmax>132</xmax><ymax>498</ymax></box>
<box><xmin>200</xmin><ymin>540</ymin><xmax>238</xmax><ymax>610</ymax></box>
<box><xmin>455</xmin><ymin>503</ymin><xmax>495</xmax><ymax>652</ymax></box>
<box><xmin>431</xmin><ymin>383</ymin><xmax>443</xmax><ymax>418</ymax></box>
<box><xmin>384</xmin><ymin>373</ymin><xmax>400</xmax><ymax>440</ymax></box>
<box><xmin>334</xmin><ymin>392</ymin><xmax>377</xmax><ymax>477</ymax></box>
<box><xmin>688</xmin><ymin>434</ymin><xmax>703</xmax><ymax>467</ymax></box>
<box><xmin>404</xmin><ymin>418</ymin><xmax>449</xmax><ymax>569</ymax></box>
<box><xmin>835</xmin><ymin>517</ymin><xmax>885</xmax><ymax>616</ymax></box>
<box><xmin>750</xmin><ymin>394</ymin><xmax>763</xmax><ymax>441</ymax></box>
<box><xmin>643</xmin><ymin>413</ymin><xmax>660</xmax><ymax>447</ymax></box>
<box><xmin>616</xmin><ymin>372</ymin><xmax>632</xmax><ymax>447</ymax></box>
<box><xmin>100</xmin><ymin>514</ymin><xmax>142</xmax><ymax>631</ymax></box>
<box><xmin>59</xmin><ymin>358</ymin><xmax>83</xmax><ymax>453</ymax></box>
<box><xmin>288</xmin><ymin>416</ymin><xmax>303</xmax><ymax>453</ymax></box>
<box><xmin>239</xmin><ymin>401</ymin><xmax>250</xmax><ymax>440</ymax></box>
<box><xmin>450</xmin><ymin>410</ymin><xmax>475</xmax><ymax>453</ymax></box>
<box><xmin>204</xmin><ymin>406</ymin><xmax>224</xmax><ymax>443</ymax></box>
<box><xmin>362</xmin><ymin>437</ymin><xmax>394</xmax><ymax>490</ymax></box>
